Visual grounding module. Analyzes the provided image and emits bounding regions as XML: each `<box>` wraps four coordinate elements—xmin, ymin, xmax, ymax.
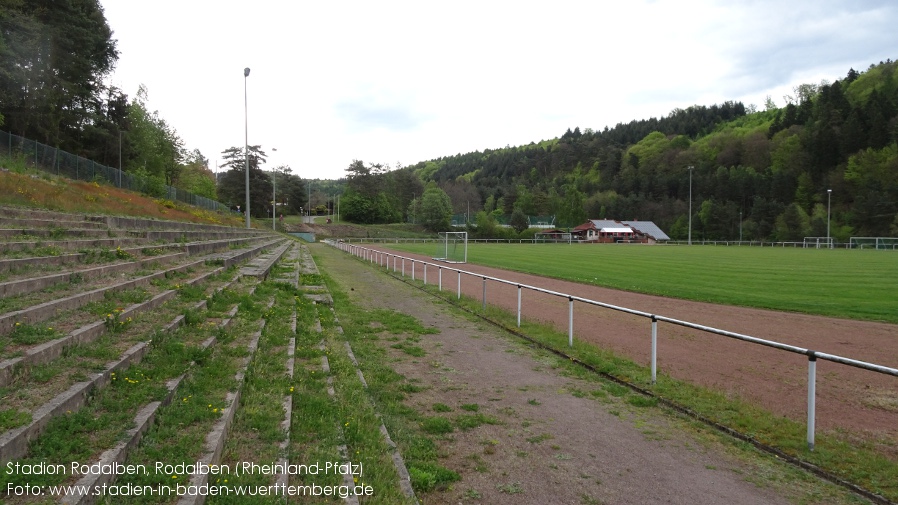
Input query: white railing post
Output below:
<box><xmin>517</xmin><ymin>285</ymin><xmax>522</xmax><ymax>327</ymax></box>
<box><xmin>651</xmin><ymin>316</ymin><xmax>658</xmax><ymax>385</ymax></box>
<box><xmin>411</xmin><ymin>260</ymin><xmax>415</xmax><ymax>281</ymax></box>
<box><xmin>402</xmin><ymin>258</ymin><xmax>405</xmax><ymax>277</ymax></box>
<box><xmin>457</xmin><ymin>271</ymin><xmax>461</xmax><ymax>300</ymax></box>
<box><xmin>482</xmin><ymin>277</ymin><xmax>487</xmax><ymax>310</ymax></box>
<box><xmin>807</xmin><ymin>353</ymin><xmax>817</xmax><ymax>451</ymax></box>
<box><xmin>568</xmin><ymin>297</ymin><xmax>574</xmax><ymax>347</ymax></box>
<box><xmin>439</xmin><ymin>267</ymin><xmax>442</xmax><ymax>291</ymax></box>
<box><xmin>423</xmin><ymin>264</ymin><xmax>427</xmax><ymax>285</ymax></box>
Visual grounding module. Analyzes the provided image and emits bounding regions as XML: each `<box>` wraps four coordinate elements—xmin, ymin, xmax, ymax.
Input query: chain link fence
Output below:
<box><xmin>1</xmin><ymin>130</ymin><xmax>231</xmax><ymax>212</ymax></box>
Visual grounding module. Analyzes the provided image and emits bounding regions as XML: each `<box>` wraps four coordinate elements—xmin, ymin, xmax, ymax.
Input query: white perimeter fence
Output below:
<box><xmin>338</xmin><ymin>237</ymin><xmax>898</xmax><ymax>249</ymax></box>
<box><xmin>326</xmin><ymin>240</ymin><xmax>898</xmax><ymax>452</ymax></box>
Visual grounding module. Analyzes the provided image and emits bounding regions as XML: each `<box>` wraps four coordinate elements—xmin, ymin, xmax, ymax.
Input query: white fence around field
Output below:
<box><xmin>339</xmin><ymin>237</ymin><xmax>898</xmax><ymax>249</ymax></box>
<box><xmin>326</xmin><ymin>240</ymin><xmax>898</xmax><ymax>452</ymax></box>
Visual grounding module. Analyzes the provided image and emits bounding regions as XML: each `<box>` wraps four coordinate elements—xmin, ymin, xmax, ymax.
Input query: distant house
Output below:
<box><xmin>572</xmin><ymin>219</ymin><xmax>670</xmax><ymax>243</ymax></box>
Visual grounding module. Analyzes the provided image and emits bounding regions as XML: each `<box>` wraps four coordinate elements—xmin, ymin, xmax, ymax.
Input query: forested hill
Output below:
<box><xmin>402</xmin><ymin>60</ymin><xmax>898</xmax><ymax>241</ymax></box>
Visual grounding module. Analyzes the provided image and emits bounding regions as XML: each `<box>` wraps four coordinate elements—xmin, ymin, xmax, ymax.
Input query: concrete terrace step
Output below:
<box><xmin>0</xmin><ymin>235</ymin><xmax>270</xmax><ymax>270</ymax></box>
<box><xmin>0</xmin><ymin>266</ymin><xmax>232</xmax><ymax>388</ymax></box>
<box><xmin>0</xmin><ymin>237</ymin><xmax>147</xmax><ymax>253</ymax></box>
<box><xmin>0</xmin><ymin>217</ymin><xmax>109</xmax><ymax>230</ymax></box>
<box><xmin>0</xmin><ymin>238</ymin><xmax>283</xmax><ymax>337</ymax></box>
<box><xmin>0</xmin><ymin>251</ymin><xmax>186</xmax><ymax>298</ymax></box>
<box><xmin>0</xmin><ymin>227</ymin><xmax>113</xmax><ymax>239</ymax></box>
<box><xmin>1</xmin><ymin>205</ymin><xmax>276</xmax><ymax>235</ymax></box>
<box><xmin>239</xmin><ymin>241</ymin><xmax>292</xmax><ymax>279</ymax></box>
<box><xmin>0</xmin><ymin>278</ymin><xmax>249</xmax><ymax>465</ymax></box>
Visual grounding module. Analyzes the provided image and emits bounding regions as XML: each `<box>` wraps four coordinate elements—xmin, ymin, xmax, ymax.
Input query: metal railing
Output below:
<box><xmin>1</xmin><ymin>130</ymin><xmax>231</xmax><ymax>213</ymax></box>
<box><xmin>339</xmin><ymin>237</ymin><xmax>872</xmax><ymax>248</ymax></box>
<box><xmin>328</xmin><ymin>240</ymin><xmax>898</xmax><ymax>452</ymax></box>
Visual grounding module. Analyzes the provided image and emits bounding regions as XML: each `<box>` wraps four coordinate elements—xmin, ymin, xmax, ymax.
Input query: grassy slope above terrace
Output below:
<box><xmin>0</xmin><ymin>169</ymin><xmax>245</xmax><ymax>227</ymax></box>
<box><xmin>379</xmin><ymin>242</ymin><xmax>898</xmax><ymax>324</ymax></box>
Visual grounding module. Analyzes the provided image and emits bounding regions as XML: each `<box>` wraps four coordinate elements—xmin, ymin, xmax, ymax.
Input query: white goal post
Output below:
<box><xmin>849</xmin><ymin>237</ymin><xmax>898</xmax><ymax>250</ymax></box>
<box><xmin>434</xmin><ymin>231</ymin><xmax>468</xmax><ymax>263</ymax></box>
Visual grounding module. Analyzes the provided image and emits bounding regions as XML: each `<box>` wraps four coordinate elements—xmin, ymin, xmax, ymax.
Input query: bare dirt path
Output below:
<box><xmin>314</xmin><ymin>244</ymin><xmax>861</xmax><ymax>505</ymax></box>
<box><xmin>361</xmin><ymin>246</ymin><xmax>898</xmax><ymax>446</ymax></box>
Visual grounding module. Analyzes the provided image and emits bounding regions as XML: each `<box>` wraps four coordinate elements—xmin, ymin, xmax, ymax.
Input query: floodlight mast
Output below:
<box><xmin>272</xmin><ymin>147</ymin><xmax>277</xmax><ymax>231</ymax></box>
<box><xmin>244</xmin><ymin>67</ymin><xmax>251</xmax><ymax>229</ymax></box>
<box><xmin>687</xmin><ymin>165</ymin><xmax>693</xmax><ymax>245</ymax></box>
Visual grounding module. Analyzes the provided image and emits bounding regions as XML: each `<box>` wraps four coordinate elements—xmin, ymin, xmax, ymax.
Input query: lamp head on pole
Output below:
<box><xmin>244</xmin><ymin>67</ymin><xmax>250</xmax><ymax>77</ymax></box>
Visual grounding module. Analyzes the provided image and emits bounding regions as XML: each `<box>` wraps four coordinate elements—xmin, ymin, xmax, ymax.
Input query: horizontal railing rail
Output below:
<box><xmin>338</xmin><ymin>237</ymin><xmax>874</xmax><ymax>249</ymax></box>
<box><xmin>327</xmin><ymin>240</ymin><xmax>898</xmax><ymax>452</ymax></box>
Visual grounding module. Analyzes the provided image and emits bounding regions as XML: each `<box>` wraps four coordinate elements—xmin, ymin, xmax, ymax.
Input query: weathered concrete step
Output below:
<box><xmin>0</xmin><ymin>251</ymin><xmax>186</xmax><ymax>298</ymax></box>
<box><xmin>0</xmin><ymin>235</ymin><xmax>267</xmax><ymax>272</ymax></box>
<box><xmin>0</xmin><ymin>296</ymin><xmax>219</xmax><ymax>465</ymax></box>
<box><xmin>0</xmin><ymin>206</ymin><xmax>102</xmax><ymax>223</ymax></box>
<box><xmin>0</xmin><ymin>340</ymin><xmax>150</xmax><ymax>463</ymax></box>
<box><xmin>0</xmin><ymin>240</ymin><xmax>277</xmax><ymax>337</ymax></box>
<box><xmin>0</xmin><ymin>256</ymin><xmax>209</xmax><ymax>337</ymax></box>
<box><xmin>131</xmin><ymin>229</ymin><xmax>275</xmax><ymax>242</ymax></box>
<box><xmin>0</xmin><ymin>237</ymin><xmax>147</xmax><ymax>253</ymax></box>
<box><xmin>178</xmin><ymin>309</ymin><xmax>269</xmax><ymax>505</ymax></box>
<box><xmin>0</xmin><ymin>269</ymin><xmax>219</xmax><ymax>388</ymax></box>
<box><xmin>217</xmin><ymin>238</ymin><xmax>287</xmax><ymax>269</ymax></box>
<box><xmin>0</xmin><ymin>206</ymin><xmax>265</xmax><ymax>235</ymax></box>
<box><xmin>88</xmin><ymin>214</ymin><xmax>273</xmax><ymax>234</ymax></box>
<box><xmin>0</xmin><ymin>217</ymin><xmax>108</xmax><ymax>230</ymax></box>
<box><xmin>0</xmin><ymin>227</ymin><xmax>113</xmax><ymax>239</ymax></box>
<box><xmin>239</xmin><ymin>241</ymin><xmax>292</xmax><ymax>279</ymax></box>
<box><xmin>59</xmin><ymin>290</ymin><xmax>242</xmax><ymax>505</ymax></box>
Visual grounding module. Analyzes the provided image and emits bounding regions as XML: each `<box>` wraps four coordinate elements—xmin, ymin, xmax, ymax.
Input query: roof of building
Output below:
<box><xmin>621</xmin><ymin>220</ymin><xmax>671</xmax><ymax>241</ymax></box>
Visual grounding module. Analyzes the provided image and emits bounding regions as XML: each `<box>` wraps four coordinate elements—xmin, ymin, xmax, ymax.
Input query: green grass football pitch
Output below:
<box><xmin>375</xmin><ymin>242</ymin><xmax>898</xmax><ymax>324</ymax></box>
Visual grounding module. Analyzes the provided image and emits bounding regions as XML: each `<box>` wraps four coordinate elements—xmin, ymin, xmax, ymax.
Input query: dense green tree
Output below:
<box><xmin>0</xmin><ymin>0</ymin><xmax>118</xmax><ymax>150</ymax></box>
<box><xmin>217</xmin><ymin>145</ymin><xmax>272</xmax><ymax>217</ymax></box>
<box><xmin>341</xmin><ymin>189</ymin><xmax>375</xmax><ymax>224</ymax></box>
<box><xmin>509</xmin><ymin>208</ymin><xmax>529</xmax><ymax>233</ymax></box>
<box><xmin>419</xmin><ymin>185</ymin><xmax>453</xmax><ymax>232</ymax></box>
<box><xmin>775</xmin><ymin>203</ymin><xmax>811</xmax><ymax>241</ymax></box>
<box><xmin>178</xmin><ymin>149</ymin><xmax>216</xmax><ymax>199</ymax></box>
<box><xmin>271</xmin><ymin>166</ymin><xmax>307</xmax><ymax>215</ymax></box>
<box><xmin>126</xmin><ymin>85</ymin><xmax>184</xmax><ymax>184</ymax></box>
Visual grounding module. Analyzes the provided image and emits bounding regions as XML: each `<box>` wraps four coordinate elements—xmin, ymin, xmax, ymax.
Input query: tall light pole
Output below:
<box><xmin>687</xmin><ymin>165</ymin><xmax>693</xmax><ymax>245</ymax></box>
<box><xmin>826</xmin><ymin>188</ymin><xmax>832</xmax><ymax>248</ymax></box>
<box><xmin>272</xmin><ymin>147</ymin><xmax>277</xmax><ymax>231</ymax></box>
<box><xmin>243</xmin><ymin>67</ymin><xmax>251</xmax><ymax>229</ymax></box>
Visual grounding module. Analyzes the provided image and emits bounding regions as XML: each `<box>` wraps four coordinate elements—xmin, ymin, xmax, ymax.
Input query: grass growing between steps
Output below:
<box><xmin>289</xmin><ymin>300</ymin><xmax>344</xmax><ymax>503</ymax></box>
<box><xmin>0</xmin><ymin>270</ymin><xmax>239</xmax><ymax>426</ymax></box>
<box><xmin>207</xmin><ymin>283</ymin><xmax>296</xmax><ymax>502</ymax></box>
<box><xmin>317</xmin><ymin>313</ymin><xmax>413</xmax><ymax>504</ymax></box>
<box><xmin>111</xmin><ymin>296</ymin><xmax>268</xmax><ymax>504</ymax></box>
<box><xmin>310</xmin><ymin>265</ymin><xmax>462</xmax><ymax>500</ymax></box>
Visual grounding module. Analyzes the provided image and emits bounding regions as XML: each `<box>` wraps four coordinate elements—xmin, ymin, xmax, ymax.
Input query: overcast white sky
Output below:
<box><xmin>100</xmin><ymin>0</ymin><xmax>898</xmax><ymax>181</ymax></box>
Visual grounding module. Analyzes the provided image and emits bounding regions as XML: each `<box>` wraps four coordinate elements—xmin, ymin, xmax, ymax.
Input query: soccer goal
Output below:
<box><xmin>850</xmin><ymin>237</ymin><xmax>898</xmax><ymax>250</ymax></box>
<box><xmin>433</xmin><ymin>231</ymin><xmax>468</xmax><ymax>263</ymax></box>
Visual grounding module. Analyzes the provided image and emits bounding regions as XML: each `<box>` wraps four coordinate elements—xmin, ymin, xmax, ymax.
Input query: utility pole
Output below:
<box><xmin>687</xmin><ymin>165</ymin><xmax>693</xmax><ymax>245</ymax></box>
